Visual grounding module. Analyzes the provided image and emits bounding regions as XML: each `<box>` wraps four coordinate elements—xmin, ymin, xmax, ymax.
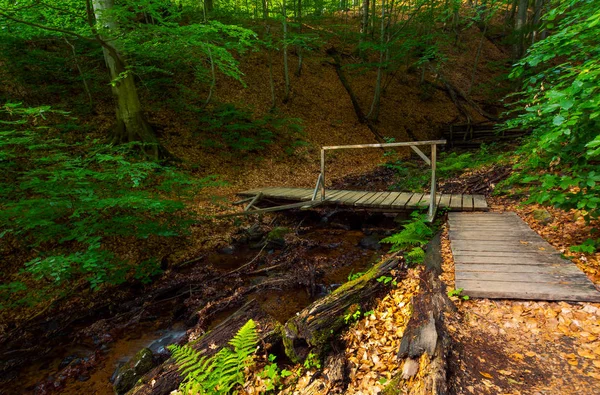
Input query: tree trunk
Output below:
<box><xmin>514</xmin><ymin>0</ymin><xmax>528</xmax><ymax>58</ymax></box>
<box><xmin>358</xmin><ymin>0</ymin><xmax>369</xmax><ymax>57</ymax></box>
<box><xmin>91</xmin><ymin>0</ymin><xmax>161</xmax><ymax>160</ymax></box>
<box><xmin>327</xmin><ymin>47</ymin><xmax>385</xmax><ymax>142</ymax></box>
<box><xmin>282</xmin><ymin>0</ymin><xmax>291</xmax><ymax>103</ymax></box>
<box><xmin>283</xmin><ymin>254</ymin><xmax>403</xmax><ymax>362</ymax></box>
<box><xmin>130</xmin><ymin>300</ymin><xmax>281</xmax><ymax>395</ymax></box>
<box><xmin>64</xmin><ymin>37</ymin><xmax>94</xmax><ymax>112</ymax></box>
<box><xmin>367</xmin><ymin>0</ymin><xmax>385</xmax><ymax>121</ymax></box>
<box><xmin>383</xmin><ymin>234</ymin><xmax>456</xmax><ymax>394</ymax></box>
<box><xmin>295</xmin><ymin>0</ymin><xmax>303</xmax><ymax>76</ymax></box>
<box><xmin>531</xmin><ymin>0</ymin><xmax>544</xmax><ymax>44</ymax></box>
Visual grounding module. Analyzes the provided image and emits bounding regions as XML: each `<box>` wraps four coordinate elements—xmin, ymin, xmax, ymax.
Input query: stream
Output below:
<box><xmin>3</xmin><ymin>209</ymin><xmax>405</xmax><ymax>394</ymax></box>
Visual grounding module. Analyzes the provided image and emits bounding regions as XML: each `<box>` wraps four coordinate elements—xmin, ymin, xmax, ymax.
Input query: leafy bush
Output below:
<box><xmin>0</xmin><ymin>103</ymin><xmax>215</xmax><ymax>301</ymax></box>
<box><xmin>168</xmin><ymin>319</ymin><xmax>258</xmax><ymax>395</ymax></box>
<box><xmin>503</xmin><ymin>0</ymin><xmax>600</xmax><ymax>220</ymax></box>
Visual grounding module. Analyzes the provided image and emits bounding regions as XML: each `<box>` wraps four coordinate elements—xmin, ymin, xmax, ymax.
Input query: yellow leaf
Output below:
<box><xmin>567</xmin><ymin>359</ymin><xmax>578</xmax><ymax>366</ymax></box>
<box><xmin>577</xmin><ymin>349</ymin><xmax>595</xmax><ymax>359</ymax></box>
<box><xmin>525</xmin><ymin>351</ymin><xmax>536</xmax><ymax>357</ymax></box>
<box><xmin>479</xmin><ymin>372</ymin><xmax>493</xmax><ymax>379</ymax></box>
<box><xmin>512</xmin><ymin>353</ymin><xmax>524</xmax><ymax>360</ymax></box>
<box><xmin>498</xmin><ymin>370</ymin><xmax>512</xmax><ymax>376</ymax></box>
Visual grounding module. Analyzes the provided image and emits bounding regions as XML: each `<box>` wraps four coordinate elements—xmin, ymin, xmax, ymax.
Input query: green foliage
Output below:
<box><xmin>381</xmin><ymin>212</ymin><xmax>433</xmax><ymax>252</ymax></box>
<box><xmin>168</xmin><ymin>319</ymin><xmax>259</xmax><ymax>395</ymax></box>
<box><xmin>570</xmin><ymin>239</ymin><xmax>599</xmax><ymax>254</ymax></box>
<box><xmin>406</xmin><ymin>246</ymin><xmax>426</xmax><ymax>265</ymax></box>
<box><xmin>347</xmin><ymin>270</ymin><xmax>365</xmax><ymax>282</ymax></box>
<box><xmin>376</xmin><ymin>275</ymin><xmax>397</xmax><ymax>286</ymax></box>
<box><xmin>302</xmin><ymin>352</ymin><xmax>321</xmax><ymax>370</ymax></box>
<box><xmin>344</xmin><ymin>309</ymin><xmax>362</xmax><ymax>324</ymax></box>
<box><xmin>259</xmin><ymin>354</ymin><xmax>293</xmax><ymax>392</ymax></box>
<box><xmin>0</xmin><ymin>104</ymin><xmax>214</xmax><ymax>298</ymax></box>
<box><xmin>448</xmin><ymin>288</ymin><xmax>469</xmax><ymax>301</ymax></box>
<box><xmin>503</xmin><ymin>0</ymin><xmax>600</xmax><ymax>220</ymax></box>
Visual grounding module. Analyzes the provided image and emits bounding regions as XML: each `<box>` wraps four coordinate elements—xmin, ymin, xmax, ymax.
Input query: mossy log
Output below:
<box><xmin>384</xmin><ymin>233</ymin><xmax>456</xmax><ymax>395</ymax></box>
<box><xmin>129</xmin><ymin>299</ymin><xmax>280</xmax><ymax>395</ymax></box>
<box><xmin>283</xmin><ymin>255</ymin><xmax>403</xmax><ymax>363</ymax></box>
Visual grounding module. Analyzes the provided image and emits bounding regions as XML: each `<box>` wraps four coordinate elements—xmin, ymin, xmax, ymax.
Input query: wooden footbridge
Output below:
<box><xmin>232</xmin><ymin>139</ymin><xmax>600</xmax><ymax>302</ymax></box>
<box><xmin>235</xmin><ymin>140</ymin><xmax>487</xmax><ymax>220</ymax></box>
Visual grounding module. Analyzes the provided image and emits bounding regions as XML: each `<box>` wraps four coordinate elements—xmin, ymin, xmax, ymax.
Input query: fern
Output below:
<box><xmin>168</xmin><ymin>319</ymin><xmax>258</xmax><ymax>395</ymax></box>
<box><xmin>381</xmin><ymin>212</ymin><xmax>433</xmax><ymax>252</ymax></box>
<box><xmin>406</xmin><ymin>247</ymin><xmax>426</xmax><ymax>265</ymax></box>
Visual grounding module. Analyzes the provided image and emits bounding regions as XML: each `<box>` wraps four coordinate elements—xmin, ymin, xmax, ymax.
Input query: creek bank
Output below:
<box><xmin>2</xmin><ymin>209</ymin><xmax>399</xmax><ymax>394</ymax></box>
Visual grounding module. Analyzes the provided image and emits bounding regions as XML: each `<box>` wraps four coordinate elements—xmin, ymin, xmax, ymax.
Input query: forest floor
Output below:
<box><xmin>5</xmin><ymin>12</ymin><xmax>600</xmax><ymax>395</ymax></box>
<box><xmin>253</xmin><ymin>171</ymin><xmax>600</xmax><ymax>395</ymax></box>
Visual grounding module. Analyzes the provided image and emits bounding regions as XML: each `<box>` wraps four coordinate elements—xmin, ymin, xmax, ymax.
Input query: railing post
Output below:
<box><xmin>428</xmin><ymin>143</ymin><xmax>437</xmax><ymax>221</ymax></box>
<box><xmin>320</xmin><ymin>148</ymin><xmax>326</xmax><ymax>201</ymax></box>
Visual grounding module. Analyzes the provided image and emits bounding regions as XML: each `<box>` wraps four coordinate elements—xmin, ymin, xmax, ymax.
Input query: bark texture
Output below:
<box><xmin>283</xmin><ymin>255</ymin><xmax>403</xmax><ymax>363</ymax></box>
<box><xmin>384</xmin><ymin>233</ymin><xmax>455</xmax><ymax>395</ymax></box>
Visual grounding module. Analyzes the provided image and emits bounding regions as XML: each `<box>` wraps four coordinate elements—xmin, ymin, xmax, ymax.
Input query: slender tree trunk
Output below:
<box><xmin>90</xmin><ymin>0</ymin><xmax>160</xmax><ymax>159</ymax></box>
<box><xmin>468</xmin><ymin>22</ymin><xmax>487</xmax><ymax>96</ymax></box>
<box><xmin>64</xmin><ymin>37</ymin><xmax>94</xmax><ymax>112</ymax></box>
<box><xmin>514</xmin><ymin>0</ymin><xmax>528</xmax><ymax>58</ymax></box>
<box><xmin>370</xmin><ymin>0</ymin><xmax>376</xmax><ymax>37</ymax></box>
<box><xmin>531</xmin><ymin>0</ymin><xmax>544</xmax><ymax>44</ymax></box>
<box><xmin>296</xmin><ymin>0</ymin><xmax>303</xmax><ymax>76</ymax></box>
<box><xmin>358</xmin><ymin>0</ymin><xmax>369</xmax><ymax>57</ymax></box>
<box><xmin>367</xmin><ymin>0</ymin><xmax>385</xmax><ymax>121</ymax></box>
<box><xmin>205</xmin><ymin>0</ymin><xmax>214</xmax><ymax>12</ymax></box>
<box><xmin>202</xmin><ymin>47</ymin><xmax>216</xmax><ymax>109</ymax></box>
<box><xmin>282</xmin><ymin>0</ymin><xmax>290</xmax><ymax>102</ymax></box>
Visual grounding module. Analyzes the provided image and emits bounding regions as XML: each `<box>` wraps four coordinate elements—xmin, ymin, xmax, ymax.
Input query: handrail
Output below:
<box><xmin>312</xmin><ymin>140</ymin><xmax>446</xmax><ymax>221</ymax></box>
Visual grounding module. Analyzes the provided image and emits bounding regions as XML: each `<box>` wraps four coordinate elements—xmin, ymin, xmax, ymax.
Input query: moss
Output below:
<box><xmin>332</xmin><ymin>259</ymin><xmax>382</xmax><ymax>295</ymax></box>
<box><xmin>381</xmin><ymin>372</ymin><xmax>403</xmax><ymax>394</ymax></box>
<box><xmin>283</xmin><ymin>320</ymin><xmax>302</xmax><ymax>363</ymax></box>
<box><xmin>267</xmin><ymin>226</ymin><xmax>291</xmax><ymax>240</ymax></box>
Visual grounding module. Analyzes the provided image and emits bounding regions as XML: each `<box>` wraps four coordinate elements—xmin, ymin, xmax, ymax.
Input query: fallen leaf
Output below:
<box><xmin>480</xmin><ymin>372</ymin><xmax>493</xmax><ymax>379</ymax></box>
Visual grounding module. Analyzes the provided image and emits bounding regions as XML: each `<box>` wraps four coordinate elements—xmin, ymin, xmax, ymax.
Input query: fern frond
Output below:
<box><xmin>169</xmin><ymin>319</ymin><xmax>259</xmax><ymax>395</ymax></box>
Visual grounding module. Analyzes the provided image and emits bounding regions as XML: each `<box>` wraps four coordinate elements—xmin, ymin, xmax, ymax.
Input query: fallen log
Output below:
<box><xmin>129</xmin><ymin>299</ymin><xmax>280</xmax><ymax>395</ymax></box>
<box><xmin>282</xmin><ymin>254</ymin><xmax>404</xmax><ymax>363</ymax></box>
<box><xmin>383</xmin><ymin>233</ymin><xmax>456</xmax><ymax>395</ymax></box>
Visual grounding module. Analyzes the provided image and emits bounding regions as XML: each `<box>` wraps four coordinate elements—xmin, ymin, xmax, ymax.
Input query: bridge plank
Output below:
<box><xmin>449</xmin><ymin>212</ymin><xmax>600</xmax><ymax>302</ymax></box>
<box><xmin>390</xmin><ymin>193</ymin><xmax>414</xmax><ymax>209</ymax></box>
<box><xmin>236</xmin><ymin>188</ymin><xmax>488</xmax><ymax>212</ymax></box>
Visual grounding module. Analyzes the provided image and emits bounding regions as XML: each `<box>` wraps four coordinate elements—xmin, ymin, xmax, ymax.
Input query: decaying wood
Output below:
<box><xmin>384</xmin><ymin>233</ymin><xmax>455</xmax><ymax>395</ymax></box>
<box><xmin>301</xmin><ymin>348</ymin><xmax>348</xmax><ymax>394</ymax></box>
<box><xmin>129</xmin><ymin>299</ymin><xmax>280</xmax><ymax>395</ymax></box>
<box><xmin>326</xmin><ymin>47</ymin><xmax>385</xmax><ymax>143</ymax></box>
<box><xmin>282</xmin><ymin>255</ymin><xmax>404</xmax><ymax>363</ymax></box>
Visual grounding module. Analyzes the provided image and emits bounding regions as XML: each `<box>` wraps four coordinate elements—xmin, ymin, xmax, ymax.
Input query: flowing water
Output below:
<box><xmin>4</xmin><ymin>211</ymin><xmax>403</xmax><ymax>394</ymax></box>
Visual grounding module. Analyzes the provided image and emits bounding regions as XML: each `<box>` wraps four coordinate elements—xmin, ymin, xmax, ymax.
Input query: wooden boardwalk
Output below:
<box><xmin>449</xmin><ymin>212</ymin><xmax>600</xmax><ymax>302</ymax></box>
<box><xmin>238</xmin><ymin>187</ymin><xmax>488</xmax><ymax>211</ymax></box>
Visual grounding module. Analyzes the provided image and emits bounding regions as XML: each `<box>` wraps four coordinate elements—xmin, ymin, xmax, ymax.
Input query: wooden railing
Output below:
<box><xmin>312</xmin><ymin>140</ymin><xmax>447</xmax><ymax>221</ymax></box>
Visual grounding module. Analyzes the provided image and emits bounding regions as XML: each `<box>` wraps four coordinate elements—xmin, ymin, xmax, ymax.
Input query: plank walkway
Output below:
<box><xmin>449</xmin><ymin>212</ymin><xmax>600</xmax><ymax>302</ymax></box>
<box><xmin>238</xmin><ymin>187</ymin><xmax>488</xmax><ymax>211</ymax></box>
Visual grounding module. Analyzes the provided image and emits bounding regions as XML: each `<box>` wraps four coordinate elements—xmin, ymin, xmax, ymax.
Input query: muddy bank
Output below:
<box><xmin>1</xmin><ymin>209</ymin><xmax>405</xmax><ymax>394</ymax></box>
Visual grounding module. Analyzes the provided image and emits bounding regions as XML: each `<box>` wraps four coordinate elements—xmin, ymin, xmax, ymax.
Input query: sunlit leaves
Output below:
<box><xmin>504</xmin><ymin>0</ymin><xmax>600</xmax><ymax>219</ymax></box>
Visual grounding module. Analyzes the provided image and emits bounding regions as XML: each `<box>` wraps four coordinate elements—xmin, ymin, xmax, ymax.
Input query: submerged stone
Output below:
<box><xmin>113</xmin><ymin>348</ymin><xmax>155</xmax><ymax>394</ymax></box>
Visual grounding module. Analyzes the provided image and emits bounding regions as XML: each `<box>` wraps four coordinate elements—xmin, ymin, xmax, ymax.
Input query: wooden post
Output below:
<box><xmin>311</xmin><ymin>173</ymin><xmax>323</xmax><ymax>201</ymax></box>
<box><xmin>428</xmin><ymin>144</ymin><xmax>437</xmax><ymax>222</ymax></box>
<box><xmin>320</xmin><ymin>148</ymin><xmax>326</xmax><ymax>201</ymax></box>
